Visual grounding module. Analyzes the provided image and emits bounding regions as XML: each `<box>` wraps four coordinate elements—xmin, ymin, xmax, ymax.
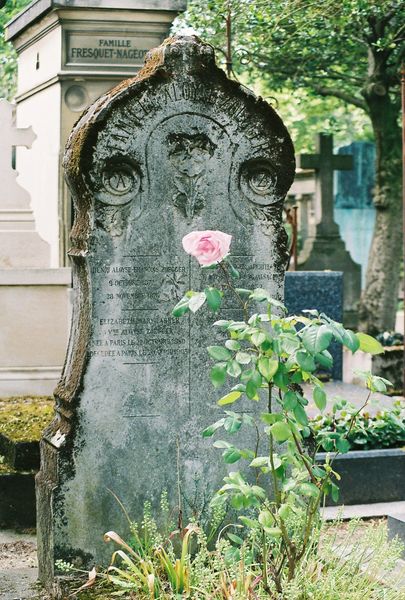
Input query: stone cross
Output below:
<box><xmin>0</xmin><ymin>100</ymin><xmax>50</xmax><ymax>267</ymax></box>
<box><xmin>296</xmin><ymin>133</ymin><xmax>361</xmax><ymax>328</ymax></box>
<box><xmin>296</xmin><ymin>133</ymin><xmax>353</xmax><ymax>237</ymax></box>
<box><xmin>36</xmin><ymin>35</ymin><xmax>295</xmax><ymax>588</ymax></box>
<box><xmin>0</xmin><ymin>99</ymin><xmax>36</xmax><ymax>209</ymax></box>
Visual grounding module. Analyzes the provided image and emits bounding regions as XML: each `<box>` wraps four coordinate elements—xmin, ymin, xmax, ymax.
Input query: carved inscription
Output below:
<box><xmin>65</xmin><ymin>33</ymin><xmax>157</xmax><ymax>67</ymax></box>
<box><xmin>89</xmin><ymin>258</ymin><xmax>189</xmax><ymax>362</ymax></box>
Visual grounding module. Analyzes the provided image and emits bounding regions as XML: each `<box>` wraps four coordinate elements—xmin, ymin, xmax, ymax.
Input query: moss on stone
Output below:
<box><xmin>0</xmin><ymin>396</ymin><xmax>54</xmax><ymax>442</ymax></box>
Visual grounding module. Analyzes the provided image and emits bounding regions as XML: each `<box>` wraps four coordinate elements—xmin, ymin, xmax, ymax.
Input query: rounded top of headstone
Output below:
<box><xmin>64</xmin><ymin>34</ymin><xmax>295</xmax><ymax>254</ymax></box>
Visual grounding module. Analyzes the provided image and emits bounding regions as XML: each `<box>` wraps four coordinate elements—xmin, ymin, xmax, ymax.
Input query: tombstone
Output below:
<box><xmin>0</xmin><ymin>100</ymin><xmax>70</xmax><ymax>395</ymax></box>
<box><xmin>6</xmin><ymin>0</ymin><xmax>186</xmax><ymax>266</ymax></box>
<box><xmin>285</xmin><ymin>271</ymin><xmax>343</xmax><ymax>380</ymax></box>
<box><xmin>335</xmin><ymin>141</ymin><xmax>375</xmax><ymax>209</ymax></box>
<box><xmin>0</xmin><ymin>99</ymin><xmax>48</xmax><ymax>268</ymax></box>
<box><xmin>296</xmin><ymin>134</ymin><xmax>361</xmax><ymax>328</ymax></box>
<box><xmin>334</xmin><ymin>142</ymin><xmax>376</xmax><ymax>287</ymax></box>
<box><xmin>36</xmin><ymin>35</ymin><xmax>295</xmax><ymax>588</ymax></box>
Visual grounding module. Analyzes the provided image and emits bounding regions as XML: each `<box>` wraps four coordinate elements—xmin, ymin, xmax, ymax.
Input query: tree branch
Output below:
<box><xmin>312</xmin><ymin>84</ymin><xmax>367</xmax><ymax>111</ymax></box>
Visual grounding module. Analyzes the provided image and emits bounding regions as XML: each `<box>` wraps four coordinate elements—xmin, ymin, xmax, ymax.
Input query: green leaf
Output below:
<box><xmin>356</xmin><ymin>332</ymin><xmax>384</xmax><ymax>355</ymax></box>
<box><xmin>210</xmin><ymin>363</ymin><xmax>227</xmax><ymax>388</ymax></box>
<box><xmin>331</xmin><ymin>483</ymin><xmax>340</xmax><ymax>502</ymax></box>
<box><xmin>246</xmin><ymin>378</ymin><xmax>258</xmax><ymax>400</ymax></box>
<box><xmin>316</xmin><ymin>350</ymin><xmax>333</xmax><ymax>369</ymax></box>
<box><xmin>172</xmin><ymin>295</ymin><xmax>190</xmax><ymax>317</ymax></box>
<box><xmin>293</xmin><ymin>403</ymin><xmax>309</xmax><ymax>426</ymax></box>
<box><xmin>336</xmin><ymin>437</ymin><xmax>351</xmax><ymax>454</ymax></box>
<box><xmin>300</xmin><ymin>482</ymin><xmax>319</xmax><ymax>497</ymax></box>
<box><xmin>342</xmin><ymin>329</ymin><xmax>360</xmax><ymax>353</ymax></box>
<box><xmin>208</xmin><ymin>346</ymin><xmax>232</xmax><ymax>361</ymax></box>
<box><xmin>296</xmin><ymin>351</ymin><xmax>316</xmax><ymax>372</ymax></box>
<box><xmin>223</xmin><ymin>447</ymin><xmax>242</xmax><ymax>464</ymax></box>
<box><xmin>250</xmin><ymin>456</ymin><xmax>269</xmax><ymax>468</ymax></box>
<box><xmin>270</xmin><ymin>421</ymin><xmax>291</xmax><ymax>442</ymax></box>
<box><xmin>202</xmin><ymin>418</ymin><xmax>225</xmax><ymax>437</ymax></box>
<box><xmin>213</xmin><ymin>440</ymin><xmax>231</xmax><ymax>448</ymax></box>
<box><xmin>227</xmin><ymin>360</ymin><xmax>242</xmax><ymax>378</ymax></box>
<box><xmin>227</xmin><ymin>532</ymin><xmax>244</xmax><ymax>545</ymax></box>
<box><xmin>235</xmin><ymin>351</ymin><xmax>251</xmax><ymax>364</ymax></box>
<box><xmin>258</xmin><ymin>510</ymin><xmax>282</xmax><ymax>536</ymax></box>
<box><xmin>204</xmin><ymin>287</ymin><xmax>222</xmax><ymax>312</ymax></box>
<box><xmin>250</xmin><ymin>288</ymin><xmax>270</xmax><ymax>302</ymax></box>
<box><xmin>283</xmin><ymin>390</ymin><xmax>298</xmax><ymax>411</ymax></box>
<box><xmin>188</xmin><ymin>291</ymin><xmax>206</xmax><ymax>313</ymax></box>
<box><xmin>252</xmin><ymin>331</ymin><xmax>266</xmax><ymax>346</ymax></box>
<box><xmin>313</xmin><ymin>386</ymin><xmax>327</xmax><ymax>412</ymax></box>
<box><xmin>235</xmin><ymin>288</ymin><xmax>252</xmax><ymax>297</ymax></box>
<box><xmin>301</xmin><ymin>325</ymin><xmax>332</xmax><ymax>353</ymax></box>
<box><xmin>218</xmin><ymin>391</ymin><xmax>242</xmax><ymax>406</ymax></box>
<box><xmin>225</xmin><ymin>339</ymin><xmax>241</xmax><ymax>351</ymax></box>
<box><xmin>213</xmin><ymin>320</ymin><xmax>231</xmax><ymax>329</ymax></box>
<box><xmin>260</xmin><ymin>412</ymin><xmax>282</xmax><ymax>425</ymax></box>
<box><xmin>228</xmin><ymin>262</ymin><xmax>240</xmax><ymax>279</ymax></box>
<box><xmin>224</xmin><ymin>414</ymin><xmax>242</xmax><ymax>434</ymax></box>
<box><xmin>258</xmin><ymin>357</ymin><xmax>278</xmax><ymax>382</ymax></box>
<box><xmin>258</xmin><ymin>510</ymin><xmax>274</xmax><ymax>529</ymax></box>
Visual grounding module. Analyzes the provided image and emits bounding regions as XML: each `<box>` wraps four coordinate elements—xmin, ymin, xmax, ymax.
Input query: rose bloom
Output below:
<box><xmin>182</xmin><ymin>230</ymin><xmax>232</xmax><ymax>266</ymax></box>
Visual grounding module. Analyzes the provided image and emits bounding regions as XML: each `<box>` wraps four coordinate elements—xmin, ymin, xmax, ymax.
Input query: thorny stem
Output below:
<box><xmin>346</xmin><ymin>389</ymin><xmax>372</xmax><ymax>439</ymax></box>
<box><xmin>218</xmin><ymin>261</ymin><xmax>250</xmax><ymax>323</ymax></box>
<box><xmin>290</xmin><ymin>429</ymin><xmax>319</xmax><ymax>487</ymax></box>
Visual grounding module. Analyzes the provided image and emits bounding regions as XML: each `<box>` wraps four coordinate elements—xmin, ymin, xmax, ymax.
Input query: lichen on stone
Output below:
<box><xmin>0</xmin><ymin>396</ymin><xmax>54</xmax><ymax>442</ymax></box>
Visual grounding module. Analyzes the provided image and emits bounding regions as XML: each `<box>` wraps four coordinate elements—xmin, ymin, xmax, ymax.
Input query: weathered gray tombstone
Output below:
<box><xmin>297</xmin><ymin>133</ymin><xmax>361</xmax><ymax>328</ymax></box>
<box><xmin>36</xmin><ymin>35</ymin><xmax>295</xmax><ymax>588</ymax></box>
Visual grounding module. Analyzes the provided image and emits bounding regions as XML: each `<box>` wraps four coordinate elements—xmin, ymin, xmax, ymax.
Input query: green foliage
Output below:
<box><xmin>0</xmin><ymin>0</ymin><xmax>32</xmax><ymax>100</ymax></box>
<box><xmin>172</xmin><ymin>245</ymin><xmax>392</xmax><ymax>594</ymax></box>
<box><xmin>313</xmin><ymin>400</ymin><xmax>405</xmax><ymax>451</ymax></box>
<box><xmin>94</xmin><ymin>512</ymin><xmax>404</xmax><ymax>599</ymax></box>
<box><xmin>178</xmin><ymin>0</ymin><xmax>404</xmax><ymax>111</ymax></box>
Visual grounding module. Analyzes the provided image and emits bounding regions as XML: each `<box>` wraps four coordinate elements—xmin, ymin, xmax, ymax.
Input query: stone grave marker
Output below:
<box><xmin>36</xmin><ymin>35</ymin><xmax>295</xmax><ymax>586</ymax></box>
<box><xmin>0</xmin><ymin>99</ymin><xmax>50</xmax><ymax>268</ymax></box>
<box><xmin>297</xmin><ymin>133</ymin><xmax>361</xmax><ymax>328</ymax></box>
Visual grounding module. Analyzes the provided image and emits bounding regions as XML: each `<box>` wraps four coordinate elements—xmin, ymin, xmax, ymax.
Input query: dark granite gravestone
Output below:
<box><xmin>285</xmin><ymin>271</ymin><xmax>343</xmax><ymax>380</ymax></box>
<box><xmin>36</xmin><ymin>35</ymin><xmax>295</xmax><ymax>588</ymax></box>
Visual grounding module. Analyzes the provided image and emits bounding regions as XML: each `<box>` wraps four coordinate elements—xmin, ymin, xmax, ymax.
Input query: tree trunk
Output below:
<box><xmin>358</xmin><ymin>89</ymin><xmax>402</xmax><ymax>335</ymax></box>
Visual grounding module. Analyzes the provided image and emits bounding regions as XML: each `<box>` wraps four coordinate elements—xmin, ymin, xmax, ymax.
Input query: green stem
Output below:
<box><xmin>218</xmin><ymin>262</ymin><xmax>249</xmax><ymax>323</ymax></box>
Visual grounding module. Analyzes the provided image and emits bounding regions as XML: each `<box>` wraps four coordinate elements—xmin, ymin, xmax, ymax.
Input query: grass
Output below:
<box><xmin>0</xmin><ymin>396</ymin><xmax>53</xmax><ymax>442</ymax></box>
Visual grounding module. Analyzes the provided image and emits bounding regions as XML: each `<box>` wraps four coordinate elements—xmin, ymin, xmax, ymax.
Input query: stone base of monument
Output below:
<box><xmin>372</xmin><ymin>346</ymin><xmax>404</xmax><ymax>396</ymax></box>
<box><xmin>317</xmin><ymin>448</ymin><xmax>405</xmax><ymax>506</ymax></box>
<box><xmin>298</xmin><ymin>234</ymin><xmax>361</xmax><ymax>329</ymax></box>
<box><xmin>388</xmin><ymin>513</ymin><xmax>405</xmax><ymax>558</ymax></box>
<box><xmin>0</xmin><ymin>268</ymin><xmax>71</xmax><ymax>396</ymax></box>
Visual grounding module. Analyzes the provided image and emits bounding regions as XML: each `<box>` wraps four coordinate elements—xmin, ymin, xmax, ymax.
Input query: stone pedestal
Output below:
<box><xmin>6</xmin><ymin>0</ymin><xmax>186</xmax><ymax>267</ymax></box>
<box><xmin>296</xmin><ymin>134</ymin><xmax>361</xmax><ymax>328</ymax></box>
<box><xmin>0</xmin><ymin>269</ymin><xmax>71</xmax><ymax>396</ymax></box>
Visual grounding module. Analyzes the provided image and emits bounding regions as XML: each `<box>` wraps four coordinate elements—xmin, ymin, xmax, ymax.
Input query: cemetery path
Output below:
<box><xmin>0</xmin><ymin>530</ymin><xmax>39</xmax><ymax>600</ymax></box>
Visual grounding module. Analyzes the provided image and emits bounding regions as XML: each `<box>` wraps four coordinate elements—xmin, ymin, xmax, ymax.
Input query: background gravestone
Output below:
<box><xmin>296</xmin><ymin>133</ymin><xmax>361</xmax><ymax>328</ymax></box>
<box><xmin>36</xmin><ymin>35</ymin><xmax>295</xmax><ymax>587</ymax></box>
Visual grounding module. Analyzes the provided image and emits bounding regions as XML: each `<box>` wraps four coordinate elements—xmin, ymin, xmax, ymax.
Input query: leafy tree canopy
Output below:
<box><xmin>0</xmin><ymin>0</ymin><xmax>32</xmax><ymax>100</ymax></box>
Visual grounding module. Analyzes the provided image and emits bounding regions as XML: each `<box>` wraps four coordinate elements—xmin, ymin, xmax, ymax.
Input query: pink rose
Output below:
<box><xmin>182</xmin><ymin>230</ymin><xmax>232</xmax><ymax>266</ymax></box>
